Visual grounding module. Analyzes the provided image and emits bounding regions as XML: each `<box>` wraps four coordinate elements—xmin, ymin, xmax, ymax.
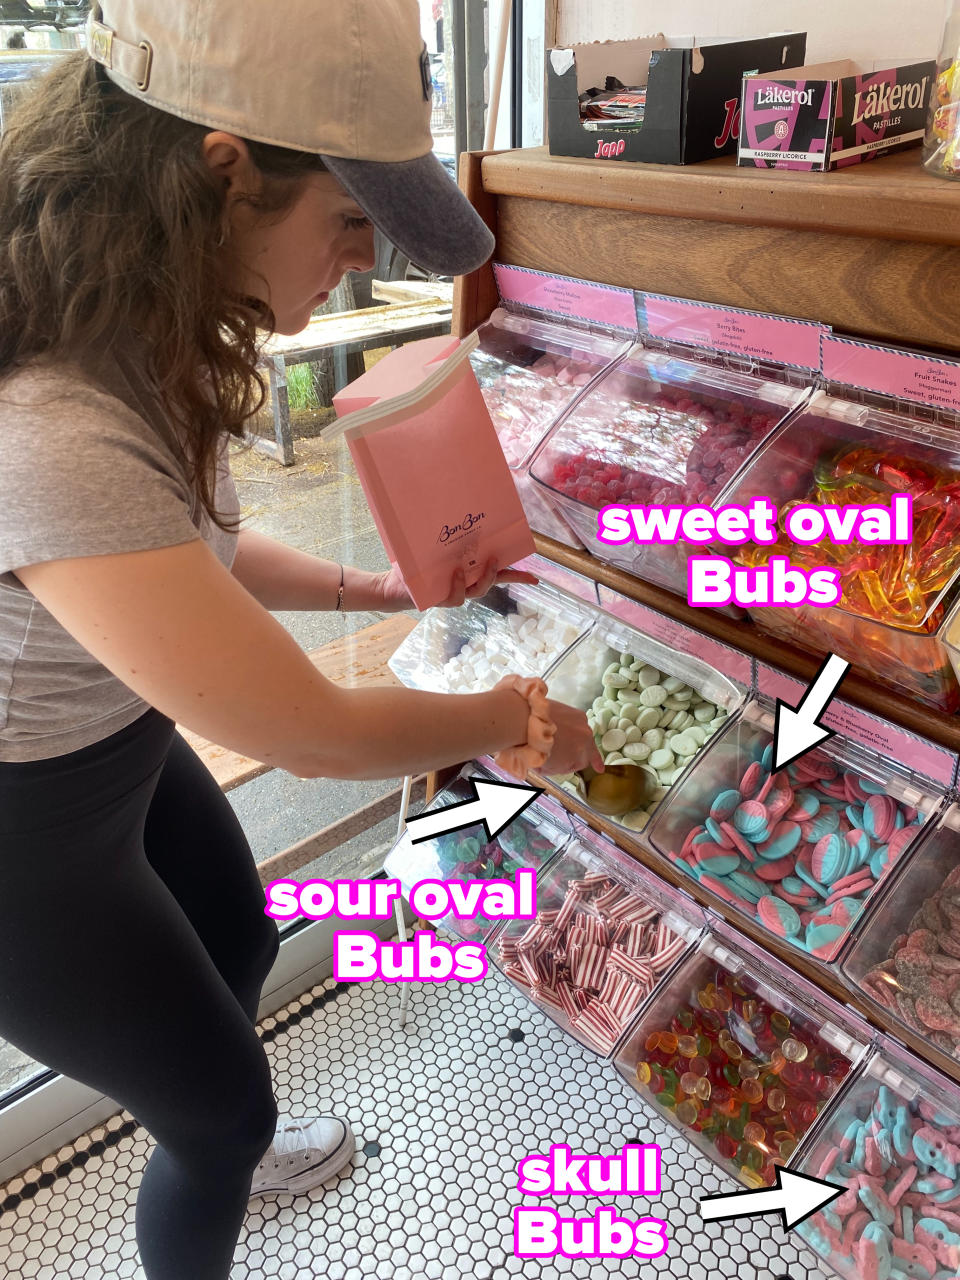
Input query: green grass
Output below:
<box><xmin>286</xmin><ymin>362</ymin><xmax>323</xmax><ymax>412</ymax></box>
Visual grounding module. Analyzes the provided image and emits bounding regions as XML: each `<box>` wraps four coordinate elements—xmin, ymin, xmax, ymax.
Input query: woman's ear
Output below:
<box><xmin>201</xmin><ymin>132</ymin><xmax>258</xmax><ymax>193</ymax></box>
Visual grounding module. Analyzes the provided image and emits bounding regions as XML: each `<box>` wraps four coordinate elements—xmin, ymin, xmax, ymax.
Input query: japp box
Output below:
<box><xmin>547</xmin><ymin>31</ymin><xmax>806</xmax><ymax>166</ymax></box>
<box><xmin>739</xmin><ymin>58</ymin><xmax>935</xmax><ymax>170</ymax></box>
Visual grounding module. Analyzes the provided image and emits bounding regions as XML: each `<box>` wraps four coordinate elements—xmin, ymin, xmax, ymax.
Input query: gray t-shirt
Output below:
<box><xmin>0</xmin><ymin>347</ymin><xmax>239</xmax><ymax>761</ymax></box>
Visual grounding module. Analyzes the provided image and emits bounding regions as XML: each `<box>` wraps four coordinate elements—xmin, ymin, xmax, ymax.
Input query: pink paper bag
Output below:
<box><xmin>330</xmin><ymin>334</ymin><xmax>535</xmax><ymax>610</ymax></box>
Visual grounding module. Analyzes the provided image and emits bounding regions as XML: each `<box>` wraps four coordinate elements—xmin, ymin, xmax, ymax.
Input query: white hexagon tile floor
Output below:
<box><xmin>0</xmin><ymin>966</ymin><xmax>832</xmax><ymax>1280</ymax></box>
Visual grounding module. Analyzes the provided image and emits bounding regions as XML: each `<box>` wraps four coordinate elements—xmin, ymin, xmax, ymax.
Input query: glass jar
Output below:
<box><xmin>924</xmin><ymin>4</ymin><xmax>960</xmax><ymax>178</ymax></box>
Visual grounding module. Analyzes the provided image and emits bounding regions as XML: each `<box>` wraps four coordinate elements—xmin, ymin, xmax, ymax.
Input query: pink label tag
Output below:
<box><xmin>597</xmin><ymin>588</ymin><xmax>753</xmax><ymax>688</ymax></box>
<box><xmin>515</xmin><ymin>553</ymin><xmax>599</xmax><ymax>604</ymax></box>
<box><xmin>821</xmin><ymin>335</ymin><xmax>960</xmax><ymax>414</ymax></box>
<box><xmin>755</xmin><ymin>663</ymin><xmax>956</xmax><ymax>789</ymax></box>
<box><xmin>641</xmin><ymin>294</ymin><xmax>825</xmax><ymax>371</ymax></box>
<box><xmin>493</xmin><ymin>264</ymin><xmax>638</xmax><ymax>333</ymax></box>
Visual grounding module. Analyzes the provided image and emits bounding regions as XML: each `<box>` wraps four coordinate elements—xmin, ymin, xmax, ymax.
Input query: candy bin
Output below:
<box><xmin>646</xmin><ymin>701</ymin><xmax>945</xmax><ymax>964</ymax></box>
<box><xmin>842</xmin><ymin>807</ymin><xmax>960</xmax><ymax>1064</ymax></box>
<box><xmin>723</xmin><ymin>394</ymin><xmax>960</xmax><ymax>711</ymax></box>
<box><xmin>490</xmin><ymin>825</ymin><xmax>705</xmax><ymax>1055</ymax></box>
<box><xmin>526</xmin><ymin>345</ymin><xmax>807</xmax><ymax>592</ymax></box>
<box><xmin>382</xmin><ymin>765</ymin><xmax>572</xmax><ymax>944</ymax></box>
<box><xmin>387</xmin><ymin>580</ymin><xmax>593</xmax><ymax>693</ymax></box>
<box><xmin>613</xmin><ymin>931</ymin><xmax>864</xmax><ymax>1187</ymax></box>
<box><xmin>471</xmin><ymin>308</ymin><xmax>629</xmax><ymax>547</ymax></box>
<box><xmin>792</xmin><ymin>1038</ymin><xmax>960</xmax><ymax>1280</ymax></box>
<box><xmin>925</xmin><ymin>4</ymin><xmax>960</xmax><ymax>179</ymax></box>
<box><xmin>543</xmin><ymin>614</ymin><xmax>743</xmax><ymax>834</ymax></box>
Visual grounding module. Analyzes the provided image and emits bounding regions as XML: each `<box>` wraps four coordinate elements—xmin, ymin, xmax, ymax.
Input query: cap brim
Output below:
<box><xmin>320</xmin><ymin>150</ymin><xmax>495</xmax><ymax>277</ymax></box>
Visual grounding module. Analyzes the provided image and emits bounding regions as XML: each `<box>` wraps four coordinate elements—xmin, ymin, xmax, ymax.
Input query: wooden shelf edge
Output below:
<box><xmin>530</xmin><ymin>770</ymin><xmax>960</xmax><ymax>1089</ymax></box>
<box><xmin>480</xmin><ymin>147</ymin><xmax>960</xmax><ymax>248</ymax></box>
<box><xmin>535</xmin><ymin>534</ymin><xmax>960</xmax><ymax>756</ymax></box>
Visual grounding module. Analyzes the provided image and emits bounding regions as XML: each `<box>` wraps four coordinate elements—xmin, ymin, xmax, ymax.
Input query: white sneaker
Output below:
<box><xmin>249</xmin><ymin>1116</ymin><xmax>356</xmax><ymax>1197</ymax></box>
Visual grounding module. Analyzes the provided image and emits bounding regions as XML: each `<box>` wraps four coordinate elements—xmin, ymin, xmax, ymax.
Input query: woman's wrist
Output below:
<box><xmin>491</xmin><ymin>676</ymin><xmax>557</xmax><ymax>780</ymax></box>
<box><xmin>336</xmin><ymin>566</ymin><xmax>402</xmax><ymax>614</ymax></box>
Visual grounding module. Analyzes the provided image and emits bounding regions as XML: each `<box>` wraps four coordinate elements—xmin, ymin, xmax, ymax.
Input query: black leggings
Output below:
<box><xmin>0</xmin><ymin>710</ymin><xmax>281</xmax><ymax>1279</ymax></box>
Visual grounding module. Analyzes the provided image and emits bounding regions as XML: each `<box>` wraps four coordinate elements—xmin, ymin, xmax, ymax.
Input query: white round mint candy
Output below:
<box><xmin>600</xmin><ymin>728</ymin><xmax>627</xmax><ymax>753</ymax></box>
<box><xmin>694</xmin><ymin>705</ymin><xmax>716</xmax><ymax>722</ymax></box>
<box><xmin>649</xmin><ymin>748</ymin><xmax>675</xmax><ymax>771</ymax></box>
<box><xmin>624</xmin><ymin>743</ymin><xmax>651</xmax><ymax>761</ymax></box>
<box><xmin>635</xmin><ymin>707</ymin><xmax>661</xmax><ymax>731</ymax></box>
<box><xmin>624</xmin><ymin>726</ymin><xmax>645</xmax><ymax>744</ymax></box>
<box><xmin>642</xmin><ymin>728</ymin><xmax>665</xmax><ymax>750</ymax></box>
<box><xmin>621</xmin><ymin>810</ymin><xmax>649</xmax><ymax>831</ymax></box>
<box><xmin>662</xmin><ymin>675</ymin><xmax>684</xmax><ymax>693</ymax></box>
<box><xmin>640</xmin><ymin>686</ymin><xmax>667</xmax><ymax>707</ymax></box>
<box><xmin>617</xmin><ymin>689</ymin><xmax>645</xmax><ymax>706</ymax></box>
<box><xmin>637</xmin><ymin>666</ymin><xmax>662</xmax><ymax>688</ymax></box>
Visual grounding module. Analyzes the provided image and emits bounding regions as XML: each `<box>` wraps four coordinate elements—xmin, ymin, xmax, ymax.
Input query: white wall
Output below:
<box><xmin>551</xmin><ymin>0</ymin><xmax>951</xmax><ymax>68</ymax></box>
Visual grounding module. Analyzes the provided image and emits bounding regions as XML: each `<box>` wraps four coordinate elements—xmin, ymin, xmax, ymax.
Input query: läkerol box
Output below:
<box><xmin>547</xmin><ymin>31</ymin><xmax>806</xmax><ymax>166</ymax></box>
<box><xmin>738</xmin><ymin>58</ymin><xmax>935</xmax><ymax>170</ymax></box>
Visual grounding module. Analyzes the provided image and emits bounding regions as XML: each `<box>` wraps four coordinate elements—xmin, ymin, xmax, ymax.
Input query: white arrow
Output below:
<box><xmin>406</xmin><ymin>777</ymin><xmax>542</xmax><ymax>845</ymax></box>
<box><xmin>700</xmin><ymin>1168</ymin><xmax>843</xmax><ymax>1231</ymax></box>
<box><xmin>773</xmin><ymin>653</ymin><xmax>850</xmax><ymax>771</ymax></box>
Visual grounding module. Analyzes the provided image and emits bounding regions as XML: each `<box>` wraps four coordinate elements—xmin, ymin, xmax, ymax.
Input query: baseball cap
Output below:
<box><xmin>84</xmin><ymin>1</ymin><xmax>494</xmax><ymax>277</ymax></box>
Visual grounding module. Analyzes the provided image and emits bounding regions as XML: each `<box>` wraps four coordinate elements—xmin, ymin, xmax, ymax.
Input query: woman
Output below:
<box><xmin>0</xmin><ymin>2</ymin><xmax>600</xmax><ymax>1277</ymax></box>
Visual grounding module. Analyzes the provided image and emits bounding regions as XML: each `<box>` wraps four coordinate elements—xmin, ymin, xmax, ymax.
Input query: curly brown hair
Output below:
<box><xmin>0</xmin><ymin>52</ymin><xmax>327</xmax><ymax>528</ymax></box>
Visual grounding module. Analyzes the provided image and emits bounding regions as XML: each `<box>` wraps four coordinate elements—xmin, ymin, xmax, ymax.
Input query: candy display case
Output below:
<box><xmin>646</xmin><ymin>701</ymin><xmax>946</xmax><ymax>964</ymax></box>
<box><xmin>526</xmin><ymin>345</ymin><xmax>809</xmax><ymax>595</ymax></box>
<box><xmin>382</xmin><ymin>765</ymin><xmax>573</xmax><ymax>944</ymax></box>
<box><xmin>841</xmin><ymin>807</ymin><xmax>960</xmax><ymax>1065</ymax></box>
<box><xmin>722</xmin><ymin>392</ymin><xmax>960</xmax><ymax>711</ymax></box>
<box><xmin>792</xmin><ymin>1037</ymin><xmax>960</xmax><ymax>1280</ymax></box>
<box><xmin>489</xmin><ymin>824</ymin><xmax>706</xmax><ymax>1056</ymax></box>
<box><xmin>613</xmin><ymin>930</ymin><xmax>866</xmax><ymax>1188</ymax></box>
<box><xmin>387</xmin><ymin>580</ymin><xmax>593</xmax><ymax>693</ymax></box>
<box><xmin>543</xmin><ymin>613</ymin><xmax>744</xmax><ymax>835</ymax></box>
<box><xmin>471</xmin><ymin>308</ymin><xmax>630</xmax><ymax>548</ymax></box>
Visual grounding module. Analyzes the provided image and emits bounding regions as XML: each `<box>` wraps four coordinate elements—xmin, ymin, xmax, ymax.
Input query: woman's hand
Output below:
<box><xmin>377</xmin><ymin>558</ymin><xmax>539</xmax><ymax>611</ymax></box>
<box><xmin>543</xmin><ymin>700</ymin><xmax>604</xmax><ymax>776</ymax></box>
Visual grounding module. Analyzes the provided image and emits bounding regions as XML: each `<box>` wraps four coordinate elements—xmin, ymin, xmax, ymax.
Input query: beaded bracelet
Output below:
<box><xmin>493</xmin><ymin>675</ymin><xmax>557</xmax><ymax>780</ymax></box>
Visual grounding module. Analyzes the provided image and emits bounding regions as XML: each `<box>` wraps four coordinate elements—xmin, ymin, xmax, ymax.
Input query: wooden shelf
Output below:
<box><xmin>481</xmin><ymin>147</ymin><xmax>960</xmax><ymax>246</ymax></box>
<box><xmin>455</xmin><ymin>147</ymin><xmax>960</xmax><ymax>354</ymax></box>
<box><xmin>535</xmin><ymin>535</ymin><xmax>960</xmax><ymax>755</ymax></box>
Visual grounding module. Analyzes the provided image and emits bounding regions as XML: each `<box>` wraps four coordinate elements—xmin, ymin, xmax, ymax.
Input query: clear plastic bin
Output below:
<box><xmin>526</xmin><ymin>345</ymin><xmax>807</xmax><ymax>591</ymax></box>
<box><xmin>646</xmin><ymin>701</ymin><xmax>945</xmax><ymax>963</ymax></box>
<box><xmin>472</xmin><ymin>309</ymin><xmax>629</xmax><ymax>548</ymax></box>
<box><xmin>841</xmin><ymin>806</ymin><xmax>960</xmax><ymax>1063</ymax></box>
<box><xmin>613</xmin><ymin>931</ymin><xmax>862</xmax><ymax>1187</ymax></box>
<box><xmin>722</xmin><ymin>392</ymin><xmax>960</xmax><ymax>711</ymax></box>
<box><xmin>543</xmin><ymin>614</ymin><xmax>743</xmax><ymax>835</ymax></box>
<box><xmin>792</xmin><ymin>1038</ymin><xmax>960</xmax><ymax>1280</ymax></box>
<box><xmin>387</xmin><ymin>581</ymin><xmax>593</xmax><ymax>693</ymax></box>
<box><xmin>382</xmin><ymin>765</ymin><xmax>572</xmax><ymax>943</ymax></box>
<box><xmin>940</xmin><ymin>594</ymin><xmax>960</xmax><ymax>701</ymax></box>
<box><xmin>489</xmin><ymin>824</ymin><xmax>705</xmax><ymax>1056</ymax></box>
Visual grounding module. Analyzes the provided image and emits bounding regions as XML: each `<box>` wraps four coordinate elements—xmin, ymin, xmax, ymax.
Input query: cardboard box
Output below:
<box><xmin>738</xmin><ymin>59</ymin><xmax>936</xmax><ymax>170</ymax></box>
<box><xmin>547</xmin><ymin>31</ymin><xmax>806</xmax><ymax>165</ymax></box>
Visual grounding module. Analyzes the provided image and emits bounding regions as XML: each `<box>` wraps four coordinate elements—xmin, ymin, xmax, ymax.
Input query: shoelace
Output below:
<box><xmin>259</xmin><ymin>1121</ymin><xmax>343</xmax><ymax>1172</ymax></box>
<box><xmin>260</xmin><ymin>1119</ymin><xmax>320</xmax><ymax>1171</ymax></box>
